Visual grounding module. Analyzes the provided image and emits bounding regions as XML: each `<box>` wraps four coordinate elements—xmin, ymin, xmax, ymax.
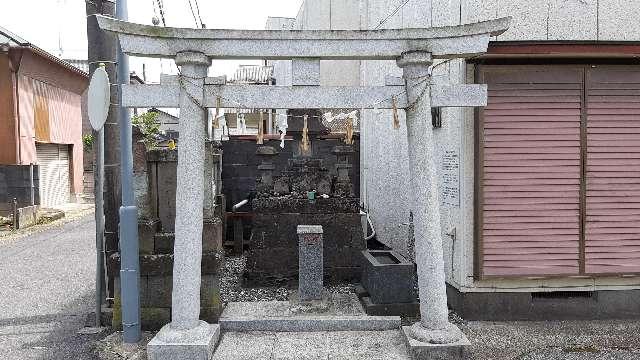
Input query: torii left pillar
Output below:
<box><xmin>397</xmin><ymin>50</ymin><xmax>469</xmax><ymax>357</ymax></box>
<box><xmin>147</xmin><ymin>51</ymin><xmax>220</xmax><ymax>360</ymax></box>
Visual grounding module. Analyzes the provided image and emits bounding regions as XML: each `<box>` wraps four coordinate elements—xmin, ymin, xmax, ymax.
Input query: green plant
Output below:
<box><xmin>132</xmin><ymin>111</ymin><xmax>161</xmax><ymax>149</ymax></box>
<box><xmin>83</xmin><ymin>134</ymin><xmax>94</xmax><ymax>151</ymax></box>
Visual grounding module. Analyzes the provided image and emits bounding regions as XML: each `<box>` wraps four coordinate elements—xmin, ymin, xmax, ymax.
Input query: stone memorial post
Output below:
<box><xmin>397</xmin><ymin>51</ymin><xmax>465</xmax><ymax>345</ymax></box>
<box><xmin>297</xmin><ymin>225</ymin><xmax>324</xmax><ymax>302</ymax></box>
<box><xmin>147</xmin><ymin>51</ymin><xmax>220</xmax><ymax>360</ymax></box>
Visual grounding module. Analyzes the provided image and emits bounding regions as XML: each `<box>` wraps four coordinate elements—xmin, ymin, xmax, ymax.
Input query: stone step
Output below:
<box><xmin>220</xmin><ymin>315</ymin><xmax>401</xmax><ymax>332</ymax></box>
<box><xmin>219</xmin><ymin>296</ymin><xmax>401</xmax><ymax>332</ymax></box>
<box><xmin>213</xmin><ymin>330</ymin><xmax>410</xmax><ymax>360</ymax></box>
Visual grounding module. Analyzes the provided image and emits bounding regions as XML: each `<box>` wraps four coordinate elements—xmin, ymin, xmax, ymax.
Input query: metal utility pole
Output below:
<box><xmin>94</xmin><ymin>128</ymin><xmax>105</xmax><ymax>328</ymax></box>
<box><xmin>116</xmin><ymin>0</ymin><xmax>142</xmax><ymax>344</ymax></box>
<box><xmin>85</xmin><ymin>0</ymin><xmax>117</xmax><ymax>326</ymax></box>
<box><xmin>88</xmin><ymin>64</ymin><xmax>109</xmax><ymax>329</ymax></box>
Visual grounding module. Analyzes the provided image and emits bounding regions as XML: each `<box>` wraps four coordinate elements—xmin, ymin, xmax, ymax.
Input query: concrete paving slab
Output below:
<box><xmin>219</xmin><ymin>293</ymin><xmax>401</xmax><ymax>332</ymax></box>
<box><xmin>212</xmin><ymin>330</ymin><xmax>410</xmax><ymax>360</ymax></box>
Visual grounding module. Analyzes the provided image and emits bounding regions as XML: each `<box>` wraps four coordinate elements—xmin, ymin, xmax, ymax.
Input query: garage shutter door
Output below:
<box><xmin>36</xmin><ymin>143</ymin><xmax>70</xmax><ymax>206</ymax></box>
<box><xmin>585</xmin><ymin>67</ymin><xmax>640</xmax><ymax>274</ymax></box>
<box><xmin>479</xmin><ymin>67</ymin><xmax>583</xmax><ymax>277</ymax></box>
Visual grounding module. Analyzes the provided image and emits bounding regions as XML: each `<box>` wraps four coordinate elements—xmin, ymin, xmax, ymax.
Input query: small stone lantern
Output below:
<box><xmin>256</xmin><ymin>146</ymin><xmax>279</xmax><ymax>193</ymax></box>
<box><xmin>332</xmin><ymin>145</ymin><xmax>354</xmax><ymax>197</ymax></box>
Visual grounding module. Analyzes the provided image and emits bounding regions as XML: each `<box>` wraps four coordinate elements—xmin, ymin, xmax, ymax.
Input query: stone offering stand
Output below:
<box><xmin>96</xmin><ymin>14</ymin><xmax>510</xmax><ymax>360</ymax></box>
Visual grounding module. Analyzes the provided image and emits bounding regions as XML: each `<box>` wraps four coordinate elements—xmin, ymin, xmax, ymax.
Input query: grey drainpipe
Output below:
<box><xmin>11</xmin><ymin>48</ymin><xmax>24</xmax><ymax>165</ymax></box>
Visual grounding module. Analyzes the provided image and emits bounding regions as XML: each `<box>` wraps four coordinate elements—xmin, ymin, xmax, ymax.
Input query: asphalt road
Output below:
<box><xmin>0</xmin><ymin>215</ymin><xmax>102</xmax><ymax>360</ymax></box>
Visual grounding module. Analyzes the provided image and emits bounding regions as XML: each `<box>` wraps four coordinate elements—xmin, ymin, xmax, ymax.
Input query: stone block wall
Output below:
<box><xmin>247</xmin><ymin>201</ymin><xmax>364</xmax><ymax>283</ymax></box>
<box><xmin>106</xmin><ymin>143</ymin><xmax>224</xmax><ymax>330</ymax></box>
<box><xmin>109</xmin><ymin>252</ymin><xmax>223</xmax><ymax>330</ymax></box>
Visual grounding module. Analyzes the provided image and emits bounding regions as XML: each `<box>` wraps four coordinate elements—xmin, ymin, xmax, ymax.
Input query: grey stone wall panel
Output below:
<box><xmin>548</xmin><ymin>0</ymin><xmax>598</xmax><ymax>40</ymax></box>
<box><xmin>107</xmin><ymin>252</ymin><xmax>223</xmax><ymax>277</ymax></box>
<box><xmin>598</xmin><ymin>0</ymin><xmax>640</xmax><ymax>41</ymax></box>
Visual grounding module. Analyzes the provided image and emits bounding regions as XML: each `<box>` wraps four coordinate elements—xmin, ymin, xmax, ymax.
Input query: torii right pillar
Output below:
<box><xmin>397</xmin><ymin>50</ymin><xmax>469</xmax><ymax>358</ymax></box>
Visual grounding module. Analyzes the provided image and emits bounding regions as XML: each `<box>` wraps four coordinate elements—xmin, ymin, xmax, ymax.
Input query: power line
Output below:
<box><xmin>186</xmin><ymin>0</ymin><xmax>201</xmax><ymax>28</ymax></box>
<box><xmin>155</xmin><ymin>0</ymin><xmax>167</xmax><ymax>26</ymax></box>
<box><xmin>374</xmin><ymin>0</ymin><xmax>412</xmax><ymax>30</ymax></box>
<box><xmin>151</xmin><ymin>0</ymin><xmax>159</xmax><ymax>24</ymax></box>
<box><xmin>193</xmin><ymin>0</ymin><xmax>205</xmax><ymax>28</ymax></box>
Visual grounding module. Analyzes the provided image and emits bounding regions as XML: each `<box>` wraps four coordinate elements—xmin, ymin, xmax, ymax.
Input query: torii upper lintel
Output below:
<box><xmin>95</xmin><ymin>15</ymin><xmax>510</xmax><ymax>60</ymax></box>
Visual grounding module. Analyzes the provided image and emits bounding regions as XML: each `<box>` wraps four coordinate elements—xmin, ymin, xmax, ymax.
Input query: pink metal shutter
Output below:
<box><xmin>585</xmin><ymin>67</ymin><xmax>640</xmax><ymax>274</ymax></box>
<box><xmin>480</xmin><ymin>67</ymin><xmax>583</xmax><ymax>277</ymax></box>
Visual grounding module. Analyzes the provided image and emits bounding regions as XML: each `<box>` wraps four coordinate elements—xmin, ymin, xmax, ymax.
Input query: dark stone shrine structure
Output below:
<box><xmin>245</xmin><ymin>143</ymin><xmax>365</xmax><ymax>284</ymax></box>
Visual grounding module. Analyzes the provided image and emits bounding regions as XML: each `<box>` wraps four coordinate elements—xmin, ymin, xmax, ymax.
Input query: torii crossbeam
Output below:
<box><xmin>96</xmin><ymin>14</ymin><xmax>509</xmax><ymax>360</ymax></box>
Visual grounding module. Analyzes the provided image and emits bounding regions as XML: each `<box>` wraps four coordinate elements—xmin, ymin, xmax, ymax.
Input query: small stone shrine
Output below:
<box><xmin>245</xmin><ymin>142</ymin><xmax>364</xmax><ymax>284</ymax></box>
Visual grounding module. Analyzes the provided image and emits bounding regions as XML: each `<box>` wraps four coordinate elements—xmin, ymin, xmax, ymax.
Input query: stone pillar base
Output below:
<box><xmin>402</xmin><ymin>325</ymin><xmax>470</xmax><ymax>360</ymax></box>
<box><xmin>289</xmin><ymin>290</ymin><xmax>330</xmax><ymax>314</ymax></box>
<box><xmin>147</xmin><ymin>321</ymin><xmax>220</xmax><ymax>360</ymax></box>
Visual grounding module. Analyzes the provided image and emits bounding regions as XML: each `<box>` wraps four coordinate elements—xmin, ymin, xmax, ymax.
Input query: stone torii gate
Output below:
<box><xmin>97</xmin><ymin>15</ymin><xmax>509</xmax><ymax>359</ymax></box>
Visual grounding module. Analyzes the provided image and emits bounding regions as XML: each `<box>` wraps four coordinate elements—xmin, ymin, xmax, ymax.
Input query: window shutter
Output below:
<box><xmin>585</xmin><ymin>67</ymin><xmax>640</xmax><ymax>274</ymax></box>
<box><xmin>480</xmin><ymin>67</ymin><xmax>583</xmax><ymax>277</ymax></box>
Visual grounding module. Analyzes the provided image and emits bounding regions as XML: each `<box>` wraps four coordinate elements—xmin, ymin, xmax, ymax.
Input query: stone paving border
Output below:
<box><xmin>0</xmin><ymin>204</ymin><xmax>94</xmax><ymax>243</ymax></box>
<box><xmin>213</xmin><ymin>330</ymin><xmax>410</xmax><ymax>360</ymax></box>
<box><xmin>220</xmin><ymin>316</ymin><xmax>401</xmax><ymax>332</ymax></box>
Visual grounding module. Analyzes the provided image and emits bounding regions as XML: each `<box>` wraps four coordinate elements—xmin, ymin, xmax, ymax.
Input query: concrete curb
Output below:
<box><xmin>219</xmin><ymin>315</ymin><xmax>401</xmax><ymax>332</ymax></box>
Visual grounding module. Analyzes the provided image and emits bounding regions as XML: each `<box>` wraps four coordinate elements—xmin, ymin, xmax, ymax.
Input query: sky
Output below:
<box><xmin>0</xmin><ymin>0</ymin><xmax>303</xmax><ymax>80</ymax></box>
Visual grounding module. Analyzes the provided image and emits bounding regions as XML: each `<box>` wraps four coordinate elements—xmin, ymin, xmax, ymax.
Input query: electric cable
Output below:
<box><xmin>155</xmin><ymin>0</ymin><xmax>167</xmax><ymax>26</ymax></box>
<box><xmin>193</xmin><ymin>0</ymin><xmax>205</xmax><ymax>28</ymax></box>
<box><xmin>374</xmin><ymin>0</ymin><xmax>412</xmax><ymax>29</ymax></box>
<box><xmin>187</xmin><ymin>0</ymin><xmax>201</xmax><ymax>28</ymax></box>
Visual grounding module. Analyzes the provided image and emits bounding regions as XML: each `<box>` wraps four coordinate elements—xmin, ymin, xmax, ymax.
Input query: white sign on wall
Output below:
<box><xmin>441</xmin><ymin>150</ymin><xmax>460</xmax><ymax>207</ymax></box>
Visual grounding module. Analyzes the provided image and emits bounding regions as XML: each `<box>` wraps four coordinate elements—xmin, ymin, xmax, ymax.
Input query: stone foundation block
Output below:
<box><xmin>355</xmin><ymin>285</ymin><xmax>419</xmax><ymax>317</ymax></box>
<box><xmin>113</xmin><ymin>273</ymin><xmax>223</xmax><ymax>331</ymax></box>
<box><xmin>203</xmin><ymin>218</ymin><xmax>223</xmax><ymax>252</ymax></box>
<box><xmin>145</xmin><ymin>276</ymin><xmax>173</xmax><ymax>308</ymax></box>
<box><xmin>16</xmin><ymin>205</ymin><xmax>38</xmax><ymax>230</ymax></box>
<box><xmin>200</xmin><ymin>306</ymin><xmax>222</xmax><ymax>324</ymax></box>
<box><xmin>111</xmin><ymin>294</ymin><xmax>170</xmax><ymax>331</ymax></box>
<box><xmin>402</xmin><ymin>326</ymin><xmax>470</xmax><ymax>360</ymax></box>
<box><xmin>153</xmin><ymin>225</ymin><xmax>223</xmax><ymax>254</ymax></box>
<box><xmin>147</xmin><ymin>321</ymin><xmax>220</xmax><ymax>360</ymax></box>
<box><xmin>153</xmin><ymin>233</ymin><xmax>174</xmax><ymax>254</ymax></box>
<box><xmin>201</xmin><ymin>275</ymin><xmax>222</xmax><ymax>310</ymax></box>
<box><xmin>139</xmin><ymin>219</ymin><xmax>161</xmax><ymax>254</ymax></box>
<box><xmin>108</xmin><ymin>252</ymin><xmax>223</xmax><ymax>277</ymax></box>
<box><xmin>140</xmin><ymin>307</ymin><xmax>172</xmax><ymax>331</ymax></box>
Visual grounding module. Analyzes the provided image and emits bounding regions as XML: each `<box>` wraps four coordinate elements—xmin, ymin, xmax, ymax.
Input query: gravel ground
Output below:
<box><xmin>219</xmin><ymin>252</ymin><xmax>355</xmax><ymax>305</ymax></box>
<box><xmin>461</xmin><ymin>319</ymin><xmax>640</xmax><ymax>359</ymax></box>
<box><xmin>94</xmin><ymin>332</ymin><xmax>154</xmax><ymax>360</ymax></box>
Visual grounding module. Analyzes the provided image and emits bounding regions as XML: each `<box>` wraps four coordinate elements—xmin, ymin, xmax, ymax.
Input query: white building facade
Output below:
<box><xmin>268</xmin><ymin>0</ymin><xmax>640</xmax><ymax>320</ymax></box>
